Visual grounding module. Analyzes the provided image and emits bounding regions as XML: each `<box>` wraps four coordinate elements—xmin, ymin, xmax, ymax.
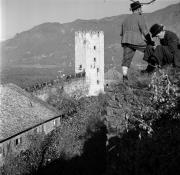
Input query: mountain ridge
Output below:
<box><xmin>1</xmin><ymin>2</ymin><xmax>180</xmax><ymax>75</ymax></box>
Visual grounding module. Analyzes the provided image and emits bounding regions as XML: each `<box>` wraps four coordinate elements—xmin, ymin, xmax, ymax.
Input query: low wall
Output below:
<box><xmin>63</xmin><ymin>78</ymin><xmax>89</xmax><ymax>99</ymax></box>
<box><xmin>33</xmin><ymin>78</ymin><xmax>89</xmax><ymax>101</ymax></box>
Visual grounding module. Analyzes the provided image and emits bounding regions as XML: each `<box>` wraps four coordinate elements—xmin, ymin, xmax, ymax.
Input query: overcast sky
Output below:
<box><xmin>0</xmin><ymin>0</ymin><xmax>180</xmax><ymax>41</ymax></box>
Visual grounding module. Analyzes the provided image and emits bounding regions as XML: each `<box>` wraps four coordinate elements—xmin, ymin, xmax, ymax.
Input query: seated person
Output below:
<box><xmin>142</xmin><ymin>23</ymin><xmax>180</xmax><ymax>73</ymax></box>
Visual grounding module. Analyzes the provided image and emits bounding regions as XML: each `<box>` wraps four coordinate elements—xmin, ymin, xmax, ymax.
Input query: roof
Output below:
<box><xmin>0</xmin><ymin>83</ymin><xmax>60</xmax><ymax>142</ymax></box>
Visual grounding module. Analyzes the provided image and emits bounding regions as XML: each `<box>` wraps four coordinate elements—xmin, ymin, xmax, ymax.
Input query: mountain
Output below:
<box><xmin>1</xmin><ymin>2</ymin><xmax>180</xmax><ymax>85</ymax></box>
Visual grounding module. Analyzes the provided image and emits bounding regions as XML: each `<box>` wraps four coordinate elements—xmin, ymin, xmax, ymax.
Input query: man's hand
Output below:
<box><xmin>145</xmin><ymin>39</ymin><xmax>155</xmax><ymax>46</ymax></box>
<box><xmin>148</xmin><ymin>40</ymin><xmax>155</xmax><ymax>46</ymax></box>
<box><xmin>145</xmin><ymin>33</ymin><xmax>155</xmax><ymax>46</ymax></box>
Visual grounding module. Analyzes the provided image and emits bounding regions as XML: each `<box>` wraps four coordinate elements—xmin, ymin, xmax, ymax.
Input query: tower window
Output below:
<box><xmin>97</xmin><ymin>68</ymin><xmax>99</xmax><ymax>73</ymax></box>
<box><xmin>94</xmin><ymin>57</ymin><xmax>96</xmax><ymax>62</ymax></box>
<box><xmin>79</xmin><ymin>65</ymin><xmax>82</xmax><ymax>70</ymax></box>
<box><xmin>94</xmin><ymin>46</ymin><xmax>96</xmax><ymax>50</ymax></box>
<box><xmin>97</xmin><ymin>80</ymin><xmax>100</xmax><ymax>84</ymax></box>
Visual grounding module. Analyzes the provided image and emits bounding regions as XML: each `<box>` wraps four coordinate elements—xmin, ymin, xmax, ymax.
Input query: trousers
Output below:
<box><xmin>121</xmin><ymin>43</ymin><xmax>146</xmax><ymax>68</ymax></box>
<box><xmin>143</xmin><ymin>45</ymin><xmax>174</xmax><ymax>66</ymax></box>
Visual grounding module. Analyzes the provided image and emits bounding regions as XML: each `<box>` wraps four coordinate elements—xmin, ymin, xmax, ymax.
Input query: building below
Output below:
<box><xmin>0</xmin><ymin>83</ymin><xmax>62</xmax><ymax>167</ymax></box>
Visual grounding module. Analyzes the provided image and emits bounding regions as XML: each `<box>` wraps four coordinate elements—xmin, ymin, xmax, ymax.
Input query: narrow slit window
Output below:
<box><xmin>94</xmin><ymin>57</ymin><xmax>96</xmax><ymax>62</ymax></box>
<box><xmin>79</xmin><ymin>65</ymin><xmax>82</xmax><ymax>70</ymax></box>
<box><xmin>15</xmin><ymin>137</ymin><xmax>22</xmax><ymax>146</ymax></box>
<box><xmin>94</xmin><ymin>46</ymin><xmax>96</xmax><ymax>50</ymax></box>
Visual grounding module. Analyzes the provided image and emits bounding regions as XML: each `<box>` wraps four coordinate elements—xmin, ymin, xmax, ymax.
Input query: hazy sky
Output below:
<box><xmin>0</xmin><ymin>0</ymin><xmax>180</xmax><ymax>40</ymax></box>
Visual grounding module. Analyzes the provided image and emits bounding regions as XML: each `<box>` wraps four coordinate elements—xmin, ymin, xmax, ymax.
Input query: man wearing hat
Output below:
<box><xmin>120</xmin><ymin>1</ymin><xmax>154</xmax><ymax>82</ymax></box>
<box><xmin>142</xmin><ymin>23</ymin><xmax>180</xmax><ymax>73</ymax></box>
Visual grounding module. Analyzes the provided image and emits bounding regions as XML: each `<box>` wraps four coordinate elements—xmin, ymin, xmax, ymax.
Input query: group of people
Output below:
<box><xmin>120</xmin><ymin>1</ymin><xmax>180</xmax><ymax>82</ymax></box>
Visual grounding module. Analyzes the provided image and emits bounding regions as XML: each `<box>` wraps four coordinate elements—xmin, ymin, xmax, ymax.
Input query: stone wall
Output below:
<box><xmin>32</xmin><ymin>84</ymin><xmax>63</xmax><ymax>101</ymax></box>
<box><xmin>32</xmin><ymin>77</ymin><xmax>90</xmax><ymax>101</ymax></box>
<box><xmin>63</xmin><ymin>78</ymin><xmax>89</xmax><ymax>99</ymax></box>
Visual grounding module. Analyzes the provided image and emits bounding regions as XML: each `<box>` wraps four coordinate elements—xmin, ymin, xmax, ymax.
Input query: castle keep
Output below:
<box><xmin>75</xmin><ymin>31</ymin><xmax>104</xmax><ymax>96</ymax></box>
<box><xmin>28</xmin><ymin>31</ymin><xmax>105</xmax><ymax>100</ymax></box>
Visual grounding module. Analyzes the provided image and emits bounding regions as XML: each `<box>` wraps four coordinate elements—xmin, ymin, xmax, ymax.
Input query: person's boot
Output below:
<box><xmin>141</xmin><ymin>64</ymin><xmax>155</xmax><ymax>74</ymax></box>
<box><xmin>141</xmin><ymin>56</ymin><xmax>158</xmax><ymax>74</ymax></box>
<box><xmin>123</xmin><ymin>75</ymin><xmax>128</xmax><ymax>82</ymax></box>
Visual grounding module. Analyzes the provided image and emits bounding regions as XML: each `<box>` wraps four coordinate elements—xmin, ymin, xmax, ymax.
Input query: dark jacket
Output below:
<box><xmin>120</xmin><ymin>13</ymin><xmax>148</xmax><ymax>46</ymax></box>
<box><xmin>160</xmin><ymin>30</ymin><xmax>180</xmax><ymax>67</ymax></box>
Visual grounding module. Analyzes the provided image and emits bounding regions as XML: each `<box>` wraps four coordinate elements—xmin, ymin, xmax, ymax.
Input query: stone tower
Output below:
<box><xmin>75</xmin><ymin>31</ymin><xmax>104</xmax><ymax>96</ymax></box>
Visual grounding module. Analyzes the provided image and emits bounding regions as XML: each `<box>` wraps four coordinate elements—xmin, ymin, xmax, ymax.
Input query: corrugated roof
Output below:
<box><xmin>0</xmin><ymin>83</ymin><xmax>60</xmax><ymax>142</ymax></box>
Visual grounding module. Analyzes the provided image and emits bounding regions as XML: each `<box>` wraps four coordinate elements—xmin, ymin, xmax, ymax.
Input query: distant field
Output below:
<box><xmin>0</xmin><ymin>66</ymin><xmax>74</xmax><ymax>88</ymax></box>
<box><xmin>0</xmin><ymin>51</ymin><xmax>146</xmax><ymax>89</ymax></box>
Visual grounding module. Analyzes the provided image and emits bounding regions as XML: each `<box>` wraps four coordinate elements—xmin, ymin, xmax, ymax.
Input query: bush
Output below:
<box><xmin>106</xmin><ymin>68</ymin><xmax>180</xmax><ymax>175</ymax></box>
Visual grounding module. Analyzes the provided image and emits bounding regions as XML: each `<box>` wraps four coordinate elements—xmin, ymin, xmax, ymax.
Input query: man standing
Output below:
<box><xmin>142</xmin><ymin>23</ymin><xmax>180</xmax><ymax>73</ymax></box>
<box><xmin>120</xmin><ymin>1</ymin><xmax>154</xmax><ymax>81</ymax></box>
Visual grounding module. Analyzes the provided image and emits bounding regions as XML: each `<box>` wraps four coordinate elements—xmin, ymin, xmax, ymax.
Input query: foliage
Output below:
<box><xmin>150</xmin><ymin>69</ymin><xmax>179</xmax><ymax>117</ymax></box>
<box><xmin>1</xmin><ymin>66</ymin><xmax>180</xmax><ymax>175</ymax></box>
<box><xmin>1</xmin><ymin>133</ymin><xmax>43</xmax><ymax>175</ymax></box>
<box><xmin>106</xmin><ymin>67</ymin><xmax>180</xmax><ymax>175</ymax></box>
<box><xmin>107</xmin><ymin>68</ymin><xmax>180</xmax><ymax>136</ymax></box>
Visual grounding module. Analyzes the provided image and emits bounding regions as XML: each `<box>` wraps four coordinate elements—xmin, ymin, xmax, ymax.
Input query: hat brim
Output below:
<box><xmin>152</xmin><ymin>26</ymin><xmax>163</xmax><ymax>37</ymax></box>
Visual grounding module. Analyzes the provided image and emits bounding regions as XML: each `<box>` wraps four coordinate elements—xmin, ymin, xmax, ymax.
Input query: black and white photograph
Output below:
<box><xmin>0</xmin><ymin>0</ymin><xmax>180</xmax><ymax>174</ymax></box>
